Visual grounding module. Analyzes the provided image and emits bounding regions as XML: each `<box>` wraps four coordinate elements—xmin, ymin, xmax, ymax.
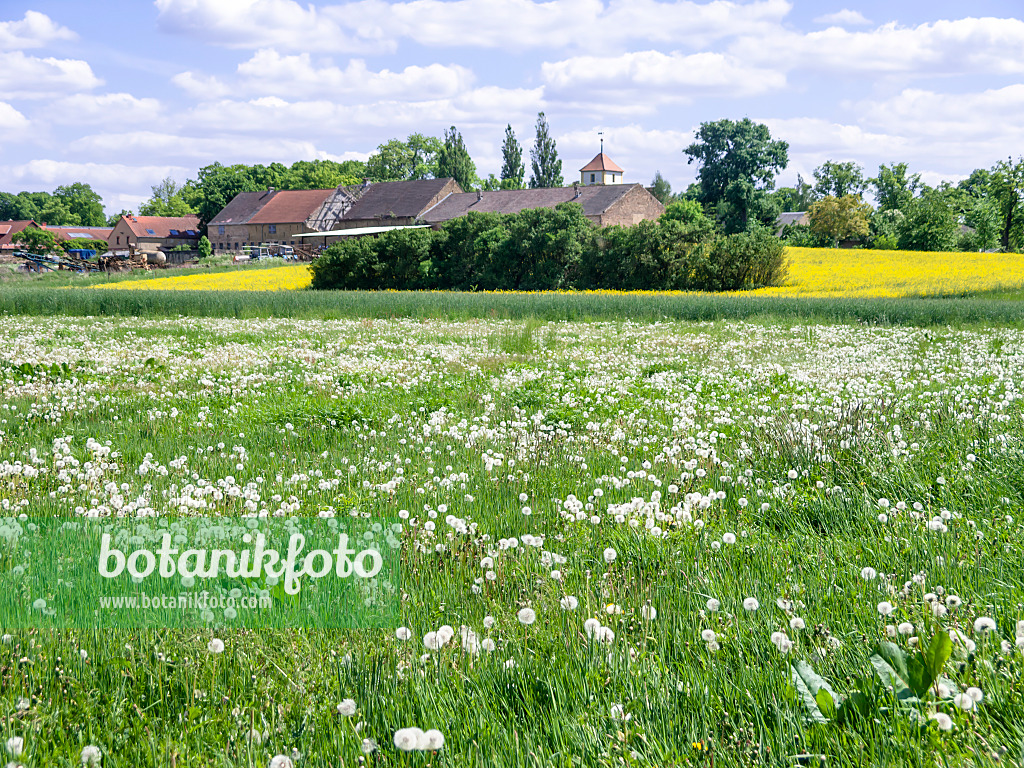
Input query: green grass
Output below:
<box><xmin>1</xmin><ymin>315</ymin><xmax>1023</xmax><ymax>766</ymax></box>
<box><xmin>5</xmin><ymin>285</ymin><xmax>1024</xmax><ymax>327</ymax></box>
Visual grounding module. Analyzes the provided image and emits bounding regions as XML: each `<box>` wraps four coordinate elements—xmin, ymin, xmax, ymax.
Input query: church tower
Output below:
<box><xmin>579</xmin><ymin>136</ymin><xmax>624</xmax><ymax>186</ymax></box>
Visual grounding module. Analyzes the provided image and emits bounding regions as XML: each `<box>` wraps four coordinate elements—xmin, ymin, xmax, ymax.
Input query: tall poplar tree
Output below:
<box><xmin>529</xmin><ymin>112</ymin><xmax>563</xmax><ymax>189</ymax></box>
<box><xmin>499</xmin><ymin>124</ymin><xmax>525</xmax><ymax>190</ymax></box>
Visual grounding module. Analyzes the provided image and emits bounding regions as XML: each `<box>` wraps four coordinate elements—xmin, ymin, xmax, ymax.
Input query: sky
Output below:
<box><xmin>1</xmin><ymin>0</ymin><xmax>1023</xmax><ymax>215</ymax></box>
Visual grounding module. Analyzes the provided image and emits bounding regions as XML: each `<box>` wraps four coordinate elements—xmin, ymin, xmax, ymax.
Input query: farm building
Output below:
<box><xmin>0</xmin><ymin>220</ymin><xmax>41</xmax><ymax>252</ymax></box>
<box><xmin>108</xmin><ymin>214</ymin><xmax>201</xmax><ymax>253</ymax></box>
<box><xmin>43</xmin><ymin>225</ymin><xmax>112</xmax><ymax>245</ymax></box>
<box><xmin>420</xmin><ymin>183</ymin><xmax>663</xmax><ymax>228</ymax></box>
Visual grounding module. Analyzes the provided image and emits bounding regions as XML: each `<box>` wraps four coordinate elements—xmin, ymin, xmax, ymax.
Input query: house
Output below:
<box><xmin>579</xmin><ymin>152</ymin><xmax>624</xmax><ymax>186</ymax></box>
<box><xmin>420</xmin><ymin>183</ymin><xmax>664</xmax><ymax>228</ymax></box>
<box><xmin>776</xmin><ymin>211</ymin><xmax>809</xmax><ymax>234</ymax></box>
<box><xmin>321</xmin><ymin>178</ymin><xmax>463</xmax><ymax>231</ymax></box>
<box><xmin>208</xmin><ymin>190</ymin><xmax>277</xmax><ymax>253</ymax></box>
<box><xmin>245</xmin><ymin>188</ymin><xmax>334</xmax><ymax>246</ymax></box>
<box><xmin>0</xmin><ymin>220</ymin><xmax>41</xmax><ymax>252</ymax></box>
<box><xmin>108</xmin><ymin>215</ymin><xmax>201</xmax><ymax>252</ymax></box>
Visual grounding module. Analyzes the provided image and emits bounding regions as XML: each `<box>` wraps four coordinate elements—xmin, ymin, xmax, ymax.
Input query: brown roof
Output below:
<box><xmin>0</xmin><ymin>220</ymin><xmax>40</xmax><ymax>250</ymax></box>
<box><xmin>341</xmin><ymin>178</ymin><xmax>460</xmax><ymax>221</ymax></box>
<box><xmin>248</xmin><ymin>189</ymin><xmax>333</xmax><ymax>224</ymax></box>
<box><xmin>209</xmin><ymin>190</ymin><xmax>277</xmax><ymax>226</ymax></box>
<box><xmin>44</xmin><ymin>225</ymin><xmax>112</xmax><ymax>242</ymax></box>
<box><xmin>420</xmin><ymin>184</ymin><xmax>642</xmax><ymax>223</ymax></box>
<box><xmin>122</xmin><ymin>215</ymin><xmax>201</xmax><ymax>238</ymax></box>
<box><xmin>580</xmin><ymin>153</ymin><xmax>624</xmax><ymax>173</ymax></box>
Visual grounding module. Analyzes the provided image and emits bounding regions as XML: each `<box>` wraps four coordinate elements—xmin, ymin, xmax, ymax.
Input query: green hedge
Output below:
<box><xmin>310</xmin><ymin>203</ymin><xmax>788</xmax><ymax>292</ymax></box>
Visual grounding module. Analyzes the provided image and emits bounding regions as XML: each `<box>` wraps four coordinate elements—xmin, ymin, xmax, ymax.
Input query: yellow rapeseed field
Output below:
<box><xmin>96</xmin><ymin>265</ymin><xmax>311</xmax><ymax>292</ymax></box>
<box><xmin>93</xmin><ymin>248</ymin><xmax>1024</xmax><ymax>297</ymax></box>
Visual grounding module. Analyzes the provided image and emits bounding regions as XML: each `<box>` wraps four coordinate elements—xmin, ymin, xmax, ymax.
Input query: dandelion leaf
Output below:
<box><xmin>791</xmin><ymin>660</ymin><xmax>840</xmax><ymax>724</ymax></box>
<box><xmin>869</xmin><ymin>642</ymin><xmax>919</xmax><ymax>703</ymax></box>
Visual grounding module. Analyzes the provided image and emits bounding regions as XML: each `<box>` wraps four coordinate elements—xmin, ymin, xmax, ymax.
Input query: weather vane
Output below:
<box><xmin>598</xmin><ymin>131</ymin><xmax>604</xmax><ymax>154</ymax></box>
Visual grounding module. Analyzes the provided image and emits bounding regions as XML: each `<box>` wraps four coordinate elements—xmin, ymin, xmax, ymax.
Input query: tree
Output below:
<box><xmin>499</xmin><ymin>124</ymin><xmax>525</xmax><ymax>190</ymax></box>
<box><xmin>871</xmin><ymin>163</ymin><xmax>921</xmax><ymax>212</ymax></box>
<box><xmin>281</xmin><ymin>159</ymin><xmax>365</xmax><ymax>190</ymax></box>
<box><xmin>52</xmin><ymin>182</ymin><xmax>106</xmax><ymax>226</ymax></box>
<box><xmin>107</xmin><ymin>209</ymin><xmax>133</xmax><ymax>227</ymax></box>
<box><xmin>139</xmin><ymin>177</ymin><xmax>195</xmax><ymax>217</ymax></box>
<box><xmin>684</xmin><ymin>118</ymin><xmax>788</xmax><ymax>233</ymax></box>
<box><xmin>650</xmin><ymin>171</ymin><xmax>673</xmax><ymax>204</ymax></box>
<box><xmin>38</xmin><ymin>197</ymin><xmax>79</xmax><ymax>226</ymax></box>
<box><xmin>529</xmin><ymin>112</ymin><xmax>563</xmax><ymax>189</ymax></box>
<box><xmin>198</xmin><ymin>236</ymin><xmax>212</xmax><ymax>258</ymax></box>
<box><xmin>365</xmin><ymin>135</ymin><xmax>442</xmax><ymax>182</ymax></box>
<box><xmin>897</xmin><ymin>189</ymin><xmax>960</xmax><ymax>251</ymax></box>
<box><xmin>989</xmin><ymin>157</ymin><xmax>1024</xmax><ymax>251</ymax></box>
<box><xmin>661</xmin><ymin>198</ymin><xmax>710</xmax><ymax>229</ymax></box>
<box><xmin>812</xmin><ymin>161</ymin><xmax>866</xmax><ymax>199</ymax></box>
<box><xmin>807</xmin><ymin>195</ymin><xmax>872</xmax><ymax>247</ymax></box>
<box><xmin>12</xmin><ymin>227</ymin><xmax>60</xmax><ymax>254</ymax></box>
<box><xmin>773</xmin><ymin>174</ymin><xmax>814</xmax><ymax>211</ymax></box>
<box><xmin>436</xmin><ymin>126</ymin><xmax>478</xmax><ymax>190</ymax></box>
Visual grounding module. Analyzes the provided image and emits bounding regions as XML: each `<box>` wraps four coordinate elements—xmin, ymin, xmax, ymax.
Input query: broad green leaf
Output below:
<box><xmin>791</xmin><ymin>660</ymin><xmax>840</xmax><ymax>724</ymax></box>
<box><xmin>869</xmin><ymin>643</ymin><xmax>920</xmax><ymax>703</ymax></box>
<box><xmin>922</xmin><ymin>631</ymin><xmax>953</xmax><ymax>687</ymax></box>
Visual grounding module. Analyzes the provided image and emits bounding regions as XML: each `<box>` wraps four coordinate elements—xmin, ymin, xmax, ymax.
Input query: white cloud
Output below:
<box><xmin>0</xmin><ymin>11</ymin><xmax>76</xmax><ymax>50</ymax></box>
<box><xmin>542</xmin><ymin>50</ymin><xmax>786</xmax><ymax>102</ymax></box>
<box><xmin>172</xmin><ymin>70</ymin><xmax>231</xmax><ymax>99</ymax></box>
<box><xmin>813</xmin><ymin>9</ymin><xmax>870</xmax><ymax>27</ymax></box>
<box><xmin>68</xmin><ymin>130</ymin><xmax>327</xmax><ymax>163</ymax></box>
<box><xmin>0</xmin><ymin>51</ymin><xmax>101</xmax><ymax>98</ymax></box>
<box><xmin>0</xmin><ymin>101</ymin><xmax>30</xmax><ymax>138</ymax></box>
<box><xmin>858</xmin><ymin>85</ymin><xmax>1024</xmax><ymax>142</ymax></box>
<box><xmin>736</xmin><ymin>17</ymin><xmax>1024</xmax><ymax>76</ymax></box>
<box><xmin>44</xmin><ymin>93</ymin><xmax>162</xmax><ymax>124</ymax></box>
<box><xmin>155</xmin><ymin>0</ymin><xmax>793</xmax><ymax>52</ymax></box>
<box><xmin>233</xmin><ymin>50</ymin><xmax>475</xmax><ymax>100</ymax></box>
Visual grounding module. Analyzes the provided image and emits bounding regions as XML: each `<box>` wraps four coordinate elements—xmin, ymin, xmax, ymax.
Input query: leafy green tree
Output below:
<box><xmin>529</xmin><ymin>112</ymin><xmax>563</xmax><ymax>189</ymax></box>
<box><xmin>650</xmin><ymin>171</ymin><xmax>674</xmax><ymax>204</ymax></box>
<box><xmin>684</xmin><ymin>118</ymin><xmax>788</xmax><ymax>233</ymax></box>
<box><xmin>807</xmin><ymin>194</ymin><xmax>872</xmax><ymax>247</ymax></box>
<box><xmin>871</xmin><ymin>163</ymin><xmax>921</xmax><ymax>212</ymax></box>
<box><xmin>0</xmin><ymin>192</ymin><xmax>21</xmax><ymax>220</ymax></box>
<box><xmin>183</xmin><ymin>163</ymin><xmax>267</xmax><ymax>231</ymax></box>
<box><xmin>897</xmin><ymin>189</ymin><xmax>960</xmax><ymax>251</ymax></box>
<box><xmin>365</xmin><ymin>135</ymin><xmax>442</xmax><ymax>182</ymax></box>
<box><xmin>989</xmin><ymin>157</ymin><xmax>1024</xmax><ymax>251</ymax></box>
<box><xmin>660</xmin><ymin>198</ymin><xmax>711</xmax><ymax>229</ymax></box>
<box><xmin>281</xmin><ymin>159</ymin><xmax>365</xmax><ymax>190</ymax></box>
<box><xmin>52</xmin><ymin>182</ymin><xmax>106</xmax><ymax>226</ymax></box>
<box><xmin>437</xmin><ymin>126</ymin><xmax>479</xmax><ymax>190</ymax></box>
<box><xmin>12</xmin><ymin>227</ymin><xmax>60</xmax><ymax>253</ymax></box>
<box><xmin>812</xmin><ymin>161</ymin><xmax>866</xmax><ymax>199</ymax></box>
<box><xmin>139</xmin><ymin>177</ymin><xmax>195</xmax><ymax>217</ymax></box>
<box><xmin>481</xmin><ymin>174</ymin><xmax>502</xmax><ymax>191</ymax></box>
<box><xmin>107</xmin><ymin>209</ymin><xmax>133</xmax><ymax>226</ymax></box>
<box><xmin>773</xmin><ymin>174</ymin><xmax>814</xmax><ymax>212</ymax></box>
<box><xmin>499</xmin><ymin>124</ymin><xmax>525</xmax><ymax>190</ymax></box>
<box><xmin>38</xmin><ymin>198</ymin><xmax>79</xmax><ymax>226</ymax></box>
<box><xmin>198</xmin><ymin>236</ymin><xmax>212</xmax><ymax>259</ymax></box>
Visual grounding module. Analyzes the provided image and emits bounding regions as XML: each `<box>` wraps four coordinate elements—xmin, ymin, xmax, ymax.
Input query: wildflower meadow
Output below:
<box><xmin>1</xmin><ymin>312</ymin><xmax>1023</xmax><ymax>766</ymax></box>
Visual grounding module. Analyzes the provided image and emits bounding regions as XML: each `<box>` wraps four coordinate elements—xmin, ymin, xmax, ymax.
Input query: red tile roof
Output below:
<box><xmin>0</xmin><ymin>220</ymin><xmax>40</xmax><ymax>250</ymax></box>
<box><xmin>248</xmin><ymin>189</ymin><xmax>333</xmax><ymax>224</ymax></box>
<box><xmin>122</xmin><ymin>215</ymin><xmax>201</xmax><ymax>238</ymax></box>
<box><xmin>579</xmin><ymin>153</ymin><xmax>624</xmax><ymax>173</ymax></box>
<box><xmin>44</xmin><ymin>225</ymin><xmax>113</xmax><ymax>242</ymax></box>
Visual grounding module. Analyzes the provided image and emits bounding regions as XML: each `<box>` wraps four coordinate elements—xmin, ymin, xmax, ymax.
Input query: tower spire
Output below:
<box><xmin>598</xmin><ymin>131</ymin><xmax>604</xmax><ymax>155</ymax></box>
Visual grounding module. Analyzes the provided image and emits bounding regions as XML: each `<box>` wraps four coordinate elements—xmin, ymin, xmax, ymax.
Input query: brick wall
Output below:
<box><xmin>597</xmin><ymin>185</ymin><xmax>665</xmax><ymax>227</ymax></box>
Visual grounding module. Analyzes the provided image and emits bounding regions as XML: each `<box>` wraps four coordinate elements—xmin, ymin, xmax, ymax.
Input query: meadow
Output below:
<box><xmin>1</xmin><ymin>314</ymin><xmax>1023</xmax><ymax>766</ymax></box>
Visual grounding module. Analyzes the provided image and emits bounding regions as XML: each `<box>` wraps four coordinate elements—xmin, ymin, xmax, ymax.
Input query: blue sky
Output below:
<box><xmin>1</xmin><ymin>0</ymin><xmax>1022</xmax><ymax>214</ymax></box>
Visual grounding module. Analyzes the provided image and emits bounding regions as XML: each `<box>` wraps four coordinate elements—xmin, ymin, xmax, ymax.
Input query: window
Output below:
<box><xmin>268</xmin><ymin>224</ymin><xmax>277</xmax><ymax>234</ymax></box>
<box><xmin>145</xmin><ymin>228</ymin><xmax>155</xmax><ymax>236</ymax></box>
<box><xmin>590</xmin><ymin>174</ymin><xmax>595</xmax><ymax>182</ymax></box>
<box><xmin>169</xmin><ymin>229</ymin><xmax>179</xmax><ymax>236</ymax></box>
<box><xmin>116</xmin><ymin>236</ymin><xmax>120</xmax><ymax>245</ymax></box>
<box><xmin>186</xmin><ymin>230</ymin><xmax>197</xmax><ymax>236</ymax></box>
<box><xmin>218</xmin><ymin>226</ymin><xmax>225</xmax><ymax>235</ymax></box>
